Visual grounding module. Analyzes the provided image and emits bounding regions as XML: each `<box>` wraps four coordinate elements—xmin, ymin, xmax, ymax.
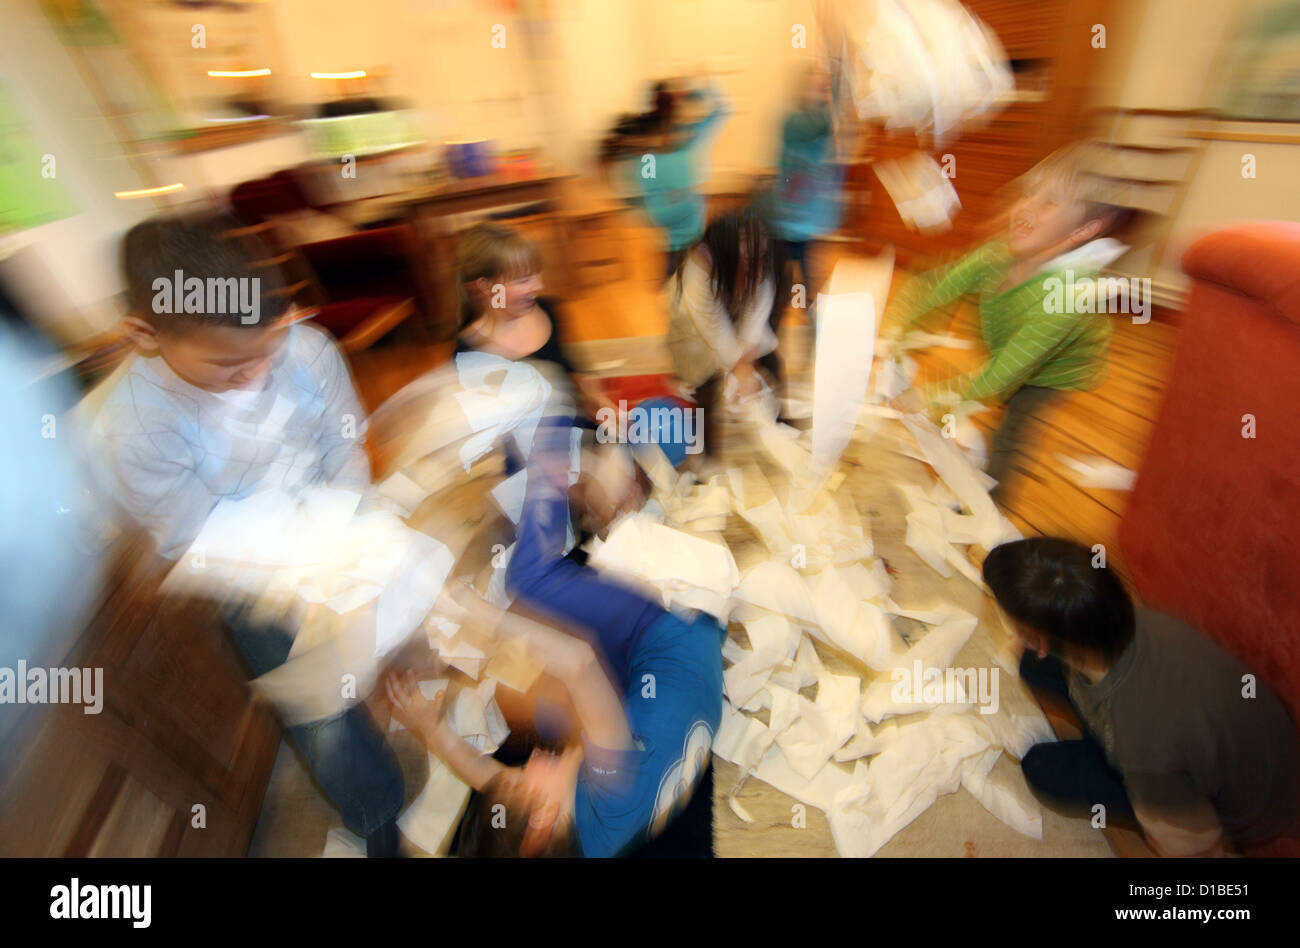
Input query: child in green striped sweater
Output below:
<box><xmin>883</xmin><ymin>142</ymin><xmax>1132</xmax><ymax>499</ymax></box>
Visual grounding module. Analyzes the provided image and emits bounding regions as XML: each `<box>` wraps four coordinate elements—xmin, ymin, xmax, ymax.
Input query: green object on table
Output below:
<box><xmin>0</xmin><ymin>84</ymin><xmax>78</xmax><ymax>236</ymax></box>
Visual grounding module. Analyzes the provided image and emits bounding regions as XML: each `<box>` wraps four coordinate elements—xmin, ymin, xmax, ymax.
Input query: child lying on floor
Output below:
<box><xmin>882</xmin><ymin>141</ymin><xmax>1133</xmax><ymax>500</ymax></box>
<box><xmin>388</xmin><ymin>419</ymin><xmax>726</xmax><ymax>857</ymax></box>
<box><xmin>984</xmin><ymin>537</ymin><xmax>1300</xmax><ymax>857</ymax></box>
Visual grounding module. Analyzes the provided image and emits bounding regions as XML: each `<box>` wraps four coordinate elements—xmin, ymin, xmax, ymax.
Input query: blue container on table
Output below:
<box><xmin>445</xmin><ymin>139</ymin><xmax>495</xmax><ymax>178</ymax></box>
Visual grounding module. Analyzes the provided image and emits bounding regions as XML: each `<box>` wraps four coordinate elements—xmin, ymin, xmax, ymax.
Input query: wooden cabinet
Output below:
<box><xmin>845</xmin><ymin>0</ymin><xmax>1111</xmax><ymax>265</ymax></box>
<box><xmin>0</xmin><ymin>534</ymin><xmax>280</xmax><ymax>857</ymax></box>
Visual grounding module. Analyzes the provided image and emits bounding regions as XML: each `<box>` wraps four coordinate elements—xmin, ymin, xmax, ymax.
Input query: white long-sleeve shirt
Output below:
<box><xmin>666</xmin><ymin>255</ymin><xmax>777</xmax><ymax>388</ymax></box>
<box><xmin>89</xmin><ymin>323</ymin><xmax>369</xmax><ymax>559</ymax></box>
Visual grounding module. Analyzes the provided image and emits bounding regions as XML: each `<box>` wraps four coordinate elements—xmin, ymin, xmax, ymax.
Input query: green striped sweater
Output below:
<box><xmin>885</xmin><ymin>240</ymin><xmax>1113</xmax><ymax>409</ymax></box>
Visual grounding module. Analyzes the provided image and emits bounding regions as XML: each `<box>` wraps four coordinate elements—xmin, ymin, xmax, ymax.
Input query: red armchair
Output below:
<box><xmin>1118</xmin><ymin>221</ymin><xmax>1300</xmax><ymax>856</ymax></box>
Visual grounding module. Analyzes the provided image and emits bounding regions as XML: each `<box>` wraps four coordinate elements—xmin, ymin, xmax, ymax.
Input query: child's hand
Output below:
<box><xmin>732</xmin><ymin>360</ymin><xmax>763</xmax><ymax>399</ymax></box>
<box><xmin>385</xmin><ymin>670</ymin><xmax>449</xmax><ymax>743</ymax></box>
<box><xmin>890</xmin><ymin>387</ymin><xmax>926</xmax><ymax>415</ymax></box>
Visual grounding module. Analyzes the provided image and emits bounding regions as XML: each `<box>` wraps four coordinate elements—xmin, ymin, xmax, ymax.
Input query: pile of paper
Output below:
<box><xmin>166</xmin><ymin>486</ymin><xmax>454</xmax><ymax>661</ymax></box>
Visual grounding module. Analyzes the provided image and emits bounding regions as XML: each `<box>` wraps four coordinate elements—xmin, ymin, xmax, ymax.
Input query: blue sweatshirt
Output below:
<box><xmin>767</xmin><ymin>103</ymin><xmax>842</xmax><ymax>242</ymax></box>
<box><xmin>626</xmin><ymin>81</ymin><xmax>732</xmax><ymax>251</ymax></box>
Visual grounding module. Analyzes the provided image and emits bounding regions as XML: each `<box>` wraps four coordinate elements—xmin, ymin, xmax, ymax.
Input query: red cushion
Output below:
<box><xmin>1181</xmin><ymin>221</ymin><xmax>1300</xmax><ymax>327</ymax></box>
<box><xmin>598</xmin><ymin>373</ymin><xmax>679</xmax><ymax>407</ymax></box>
<box><xmin>1119</xmin><ymin>226</ymin><xmax>1300</xmax><ymax>725</ymax></box>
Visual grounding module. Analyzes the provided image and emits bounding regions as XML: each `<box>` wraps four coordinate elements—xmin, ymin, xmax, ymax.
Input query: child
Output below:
<box><xmin>882</xmin><ymin>142</ymin><xmax>1131</xmax><ymax>499</ymax></box>
<box><xmin>765</xmin><ymin>62</ymin><xmax>844</xmax><ymax>301</ymax></box>
<box><xmin>90</xmin><ymin>210</ymin><xmax>403</xmax><ymax>856</ymax></box>
<box><xmin>388</xmin><ymin>415</ymin><xmax>725</xmax><ymax>857</ymax></box>
<box><xmin>666</xmin><ymin>207</ymin><xmax>782</xmax><ymax>456</ymax></box>
<box><xmin>94</xmin><ymin>210</ymin><xmax>370</xmax><ymax>559</ymax></box>
<box><xmin>613</xmin><ymin>72</ymin><xmax>732</xmax><ymax>280</ymax></box>
<box><xmin>984</xmin><ymin>537</ymin><xmax>1300</xmax><ymax>857</ymax></box>
<box><xmin>455</xmin><ymin>221</ymin><xmax>611</xmax><ymax>421</ymax></box>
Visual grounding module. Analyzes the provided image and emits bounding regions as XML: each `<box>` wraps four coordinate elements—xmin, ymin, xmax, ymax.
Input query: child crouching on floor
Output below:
<box><xmin>984</xmin><ymin>537</ymin><xmax>1300</xmax><ymax>857</ymax></box>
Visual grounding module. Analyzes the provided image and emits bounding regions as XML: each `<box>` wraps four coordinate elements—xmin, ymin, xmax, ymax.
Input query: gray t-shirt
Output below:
<box><xmin>1070</xmin><ymin>607</ymin><xmax>1300</xmax><ymax>844</ymax></box>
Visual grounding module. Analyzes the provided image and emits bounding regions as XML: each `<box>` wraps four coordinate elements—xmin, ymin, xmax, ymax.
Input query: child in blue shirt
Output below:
<box><xmin>387</xmin><ymin>414</ymin><xmax>725</xmax><ymax>857</ymax></box>
<box><xmin>90</xmin><ymin>210</ymin><xmax>402</xmax><ymax>856</ymax></box>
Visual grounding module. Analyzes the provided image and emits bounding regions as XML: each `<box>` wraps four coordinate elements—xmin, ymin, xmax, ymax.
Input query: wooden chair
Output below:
<box><xmin>229</xmin><ymin>173</ymin><xmax>430</xmax><ymax>353</ymax></box>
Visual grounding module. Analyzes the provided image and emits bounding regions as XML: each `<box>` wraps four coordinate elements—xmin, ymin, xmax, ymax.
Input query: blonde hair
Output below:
<box><xmin>1018</xmin><ymin>140</ymin><xmax>1123</xmax><ymax>218</ymax></box>
<box><xmin>456</xmin><ymin>222</ymin><xmax>543</xmax><ymax>328</ymax></box>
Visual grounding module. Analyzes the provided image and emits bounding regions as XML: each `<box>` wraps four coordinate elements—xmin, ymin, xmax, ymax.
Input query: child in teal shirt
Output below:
<box><xmin>615</xmin><ymin>76</ymin><xmax>732</xmax><ymax>279</ymax></box>
<box><xmin>766</xmin><ymin>63</ymin><xmax>844</xmax><ymax>298</ymax></box>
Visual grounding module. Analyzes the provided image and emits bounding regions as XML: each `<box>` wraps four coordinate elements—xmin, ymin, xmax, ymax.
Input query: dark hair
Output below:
<box><xmin>688</xmin><ymin>207</ymin><xmax>781</xmax><ymax>323</ymax></box>
<box><xmin>456</xmin><ymin>771</ymin><xmax>577</xmax><ymax>858</ymax></box>
<box><xmin>650</xmin><ymin>81</ymin><xmax>677</xmax><ymax>134</ymax></box>
<box><xmin>600</xmin><ymin>81</ymin><xmax>680</xmax><ymax>161</ymax></box>
<box><xmin>982</xmin><ymin>537</ymin><xmax>1135</xmax><ymax>663</ymax></box>
<box><xmin>122</xmin><ymin>210</ymin><xmax>289</xmax><ymax>332</ymax></box>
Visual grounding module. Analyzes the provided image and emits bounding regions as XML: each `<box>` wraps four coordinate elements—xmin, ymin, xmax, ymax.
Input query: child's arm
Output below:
<box><xmin>1127</xmin><ymin>779</ymin><xmax>1226</xmax><ymax>858</ymax></box>
<box><xmin>919</xmin><ymin>309</ymin><xmax>1083</xmax><ymax>409</ymax></box>
<box><xmin>881</xmin><ymin>242</ymin><xmax>1008</xmax><ymax>341</ymax></box>
<box><xmin>444</xmin><ymin>584</ymin><xmax>635</xmax><ymax>752</ymax></box>
<box><xmin>312</xmin><ymin>331</ymin><xmax>371</xmax><ymax>491</ymax></box>
<box><xmin>682</xmin><ymin>77</ymin><xmax>732</xmax><ymax>152</ymax></box>
<box><xmin>385</xmin><ymin>671</ymin><xmax>506</xmax><ymax>791</ymax></box>
<box><xmin>96</xmin><ymin>420</ymin><xmax>217</xmax><ymax>560</ymax></box>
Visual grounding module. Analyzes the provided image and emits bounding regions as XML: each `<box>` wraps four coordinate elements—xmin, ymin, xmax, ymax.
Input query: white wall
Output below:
<box><xmin>264</xmin><ymin>0</ymin><xmax>821</xmax><ymax>174</ymax></box>
<box><xmin>0</xmin><ymin>0</ymin><xmax>155</xmax><ymax>337</ymax></box>
<box><xmin>1087</xmin><ymin>0</ymin><xmax>1300</xmax><ymax>294</ymax></box>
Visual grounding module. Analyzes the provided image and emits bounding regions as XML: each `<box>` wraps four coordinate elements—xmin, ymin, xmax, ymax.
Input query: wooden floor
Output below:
<box><xmin>902</xmin><ymin>292</ymin><xmax>1178</xmax><ymax>586</ymax></box>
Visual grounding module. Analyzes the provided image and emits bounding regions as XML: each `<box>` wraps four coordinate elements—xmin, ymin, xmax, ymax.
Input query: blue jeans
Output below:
<box><xmin>224</xmin><ymin>604</ymin><xmax>404</xmax><ymax>841</ymax></box>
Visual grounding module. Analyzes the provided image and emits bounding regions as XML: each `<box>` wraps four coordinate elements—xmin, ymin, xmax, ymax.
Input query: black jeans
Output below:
<box><xmin>664</xmin><ymin>247</ymin><xmax>689</xmax><ymax>283</ymax></box>
<box><xmin>779</xmin><ymin>240</ymin><xmax>814</xmax><ymax>302</ymax></box>
<box><xmin>988</xmin><ymin>385</ymin><xmax>1059</xmax><ymax>501</ymax></box>
<box><xmin>1018</xmin><ymin>651</ymin><xmax>1138</xmax><ymax>829</ymax></box>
